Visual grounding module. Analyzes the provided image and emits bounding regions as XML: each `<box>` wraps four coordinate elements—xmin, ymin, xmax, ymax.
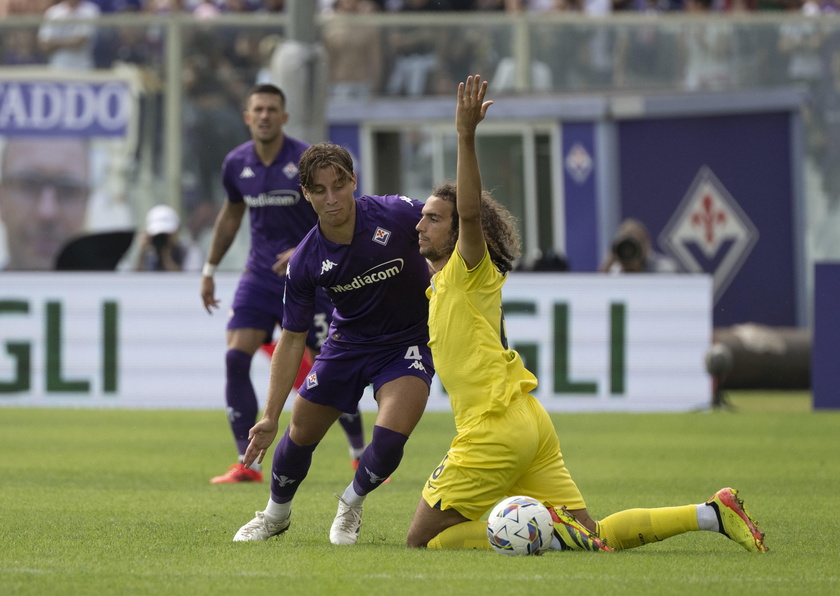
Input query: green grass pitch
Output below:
<box><xmin>1</xmin><ymin>391</ymin><xmax>837</xmax><ymax>595</ymax></box>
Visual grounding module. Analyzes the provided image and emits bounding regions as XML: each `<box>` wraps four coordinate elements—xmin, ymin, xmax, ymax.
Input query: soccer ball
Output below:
<box><xmin>486</xmin><ymin>495</ymin><xmax>554</xmax><ymax>556</ymax></box>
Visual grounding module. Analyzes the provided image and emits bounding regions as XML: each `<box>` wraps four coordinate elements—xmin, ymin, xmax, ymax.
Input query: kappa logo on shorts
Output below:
<box><xmin>373</xmin><ymin>227</ymin><xmax>391</xmax><ymax>246</ymax></box>
<box><xmin>408</xmin><ymin>361</ymin><xmax>427</xmax><ymax>373</ymax></box>
<box><xmin>305</xmin><ymin>371</ymin><xmax>318</xmax><ymax>390</ymax></box>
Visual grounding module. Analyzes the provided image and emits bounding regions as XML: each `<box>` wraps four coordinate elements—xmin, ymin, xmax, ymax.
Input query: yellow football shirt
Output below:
<box><xmin>427</xmin><ymin>244</ymin><xmax>537</xmax><ymax>431</ymax></box>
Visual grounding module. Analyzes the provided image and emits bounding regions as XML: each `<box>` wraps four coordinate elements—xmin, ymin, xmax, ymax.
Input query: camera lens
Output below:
<box><xmin>151</xmin><ymin>233</ymin><xmax>169</xmax><ymax>250</ymax></box>
<box><xmin>613</xmin><ymin>236</ymin><xmax>641</xmax><ymax>262</ymax></box>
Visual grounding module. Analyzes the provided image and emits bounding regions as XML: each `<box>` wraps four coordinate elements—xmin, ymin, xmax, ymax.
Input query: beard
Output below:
<box><xmin>419</xmin><ymin>236</ymin><xmax>456</xmax><ymax>264</ymax></box>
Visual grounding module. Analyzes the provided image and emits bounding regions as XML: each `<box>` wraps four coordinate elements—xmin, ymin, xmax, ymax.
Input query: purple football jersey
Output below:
<box><xmin>221</xmin><ymin>136</ymin><xmax>316</xmax><ymax>289</ymax></box>
<box><xmin>283</xmin><ymin>194</ymin><xmax>430</xmax><ymax>347</ymax></box>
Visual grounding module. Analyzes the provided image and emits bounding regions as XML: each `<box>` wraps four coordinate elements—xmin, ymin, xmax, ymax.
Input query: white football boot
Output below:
<box><xmin>329</xmin><ymin>494</ymin><xmax>363</xmax><ymax>545</ymax></box>
<box><xmin>233</xmin><ymin>510</ymin><xmax>290</xmax><ymax>542</ymax></box>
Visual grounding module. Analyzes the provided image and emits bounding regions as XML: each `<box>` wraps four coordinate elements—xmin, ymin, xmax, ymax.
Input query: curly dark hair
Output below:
<box><xmin>299</xmin><ymin>143</ymin><xmax>355</xmax><ymax>192</ymax></box>
<box><xmin>431</xmin><ymin>183</ymin><xmax>521</xmax><ymax>273</ymax></box>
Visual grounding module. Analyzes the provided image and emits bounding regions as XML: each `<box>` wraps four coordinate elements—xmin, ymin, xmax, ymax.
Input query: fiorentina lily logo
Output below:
<box><xmin>373</xmin><ymin>227</ymin><xmax>391</xmax><ymax>246</ymax></box>
<box><xmin>564</xmin><ymin>143</ymin><xmax>593</xmax><ymax>184</ymax></box>
<box><xmin>659</xmin><ymin>166</ymin><xmax>758</xmax><ymax>303</ymax></box>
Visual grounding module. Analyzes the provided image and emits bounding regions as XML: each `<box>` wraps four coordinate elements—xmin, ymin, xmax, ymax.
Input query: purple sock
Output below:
<box><xmin>270</xmin><ymin>428</ymin><xmax>318</xmax><ymax>504</ymax></box>
<box><xmin>225</xmin><ymin>349</ymin><xmax>257</xmax><ymax>457</ymax></box>
<box><xmin>338</xmin><ymin>409</ymin><xmax>365</xmax><ymax>451</ymax></box>
<box><xmin>352</xmin><ymin>425</ymin><xmax>407</xmax><ymax>496</ymax></box>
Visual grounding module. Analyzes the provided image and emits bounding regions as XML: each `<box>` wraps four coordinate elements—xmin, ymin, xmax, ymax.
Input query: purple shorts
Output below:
<box><xmin>228</xmin><ymin>270</ymin><xmax>332</xmax><ymax>350</ymax></box>
<box><xmin>298</xmin><ymin>340</ymin><xmax>435</xmax><ymax>413</ymax></box>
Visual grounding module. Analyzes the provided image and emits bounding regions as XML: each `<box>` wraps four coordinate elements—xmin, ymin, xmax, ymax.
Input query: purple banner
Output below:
<box><xmin>813</xmin><ymin>263</ymin><xmax>840</xmax><ymax>409</ymax></box>
<box><xmin>617</xmin><ymin>112</ymin><xmax>795</xmax><ymax>327</ymax></box>
<box><xmin>562</xmin><ymin>122</ymin><xmax>599</xmax><ymax>272</ymax></box>
<box><xmin>0</xmin><ymin>80</ymin><xmax>131</xmax><ymax>137</ymax></box>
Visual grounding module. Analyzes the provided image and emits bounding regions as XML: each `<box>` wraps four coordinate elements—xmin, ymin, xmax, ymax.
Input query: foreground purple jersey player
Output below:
<box><xmin>200</xmin><ymin>84</ymin><xmax>366</xmax><ymax>485</ymax></box>
<box><xmin>233</xmin><ymin>142</ymin><xmax>434</xmax><ymax>546</ymax></box>
<box><xmin>283</xmin><ymin>193</ymin><xmax>431</xmax><ymax>351</ymax></box>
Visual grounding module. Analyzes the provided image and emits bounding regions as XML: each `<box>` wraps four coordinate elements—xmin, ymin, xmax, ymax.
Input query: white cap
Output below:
<box><xmin>146</xmin><ymin>205</ymin><xmax>180</xmax><ymax>235</ymax></box>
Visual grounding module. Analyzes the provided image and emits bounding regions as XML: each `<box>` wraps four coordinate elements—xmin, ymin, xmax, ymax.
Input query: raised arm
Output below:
<box><xmin>455</xmin><ymin>75</ymin><xmax>493</xmax><ymax>270</ymax></box>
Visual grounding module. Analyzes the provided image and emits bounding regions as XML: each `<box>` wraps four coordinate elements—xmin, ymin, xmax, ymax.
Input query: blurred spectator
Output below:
<box><xmin>613</xmin><ymin>7</ymin><xmax>680</xmax><ymax>90</ymax></box>
<box><xmin>0</xmin><ymin>0</ymin><xmax>52</xmax><ymax>68</ymax></box>
<box><xmin>182</xmin><ymin>28</ymin><xmax>251</xmax><ymax>232</ymax></box>
<box><xmin>599</xmin><ymin>218</ymin><xmax>681</xmax><ymax>273</ymax></box>
<box><xmin>814</xmin><ymin>23</ymin><xmax>840</xmax><ymax>199</ymax></box>
<box><xmin>491</xmin><ymin>57</ymin><xmax>553</xmax><ymax>93</ymax></box>
<box><xmin>504</xmin><ymin>0</ymin><xmax>560</xmax><ymax>10</ymax></box>
<box><xmin>1</xmin><ymin>29</ymin><xmax>45</xmax><ymax>66</ymax></box>
<box><xmin>135</xmin><ymin>205</ymin><xmax>189</xmax><ymax>271</ymax></box>
<box><xmin>144</xmin><ymin>0</ymin><xmax>188</xmax><ymax>12</ymax></box>
<box><xmin>37</xmin><ymin>0</ymin><xmax>101</xmax><ymax>71</ymax></box>
<box><xmin>323</xmin><ymin>0</ymin><xmax>383</xmax><ymax>100</ymax></box>
<box><xmin>680</xmin><ymin>0</ymin><xmax>734</xmax><ymax>91</ymax></box>
<box><xmin>0</xmin><ymin>137</ymin><xmax>91</xmax><ymax>271</ymax></box>
<box><xmin>385</xmin><ymin>0</ymin><xmax>449</xmax><ymax>96</ymax></box>
<box><xmin>779</xmin><ymin>0</ymin><xmax>825</xmax><ymax>89</ymax></box>
<box><xmin>193</xmin><ymin>0</ymin><xmax>221</xmax><ymax>18</ymax></box>
<box><xmin>262</xmin><ymin>0</ymin><xmax>285</xmax><ymax>10</ymax></box>
<box><xmin>429</xmin><ymin>25</ymin><xmax>489</xmax><ymax>95</ymax></box>
<box><xmin>0</xmin><ymin>0</ymin><xmax>54</xmax><ymax>17</ymax></box>
<box><xmin>490</xmin><ymin>0</ymin><xmax>563</xmax><ymax>93</ymax></box>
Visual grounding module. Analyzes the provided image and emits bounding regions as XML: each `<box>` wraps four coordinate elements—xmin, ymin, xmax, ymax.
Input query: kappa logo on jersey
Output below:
<box><xmin>283</xmin><ymin>161</ymin><xmax>299</xmax><ymax>179</ymax></box>
<box><xmin>272</xmin><ymin>473</ymin><xmax>297</xmax><ymax>487</ymax></box>
<box><xmin>240</xmin><ymin>166</ymin><xmax>255</xmax><ymax>179</ymax></box>
<box><xmin>659</xmin><ymin>165</ymin><xmax>759</xmax><ymax>303</ymax></box>
<box><xmin>373</xmin><ymin>227</ymin><xmax>391</xmax><ymax>246</ymax></box>
<box><xmin>320</xmin><ymin>259</ymin><xmax>338</xmax><ymax>275</ymax></box>
<box><xmin>398</xmin><ymin>195</ymin><xmax>414</xmax><ymax>205</ymax></box>
<box><xmin>305</xmin><ymin>371</ymin><xmax>318</xmax><ymax>389</ymax></box>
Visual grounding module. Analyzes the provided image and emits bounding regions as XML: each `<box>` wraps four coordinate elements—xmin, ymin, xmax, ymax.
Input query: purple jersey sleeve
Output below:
<box><xmin>221</xmin><ymin>136</ymin><xmax>318</xmax><ymax>288</ymax></box>
<box><xmin>283</xmin><ymin>194</ymin><xmax>430</xmax><ymax>347</ymax></box>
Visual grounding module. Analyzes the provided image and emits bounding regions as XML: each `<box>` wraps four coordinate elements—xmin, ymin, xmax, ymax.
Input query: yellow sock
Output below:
<box><xmin>427</xmin><ymin>521</ymin><xmax>491</xmax><ymax>550</ymax></box>
<box><xmin>597</xmin><ymin>505</ymin><xmax>699</xmax><ymax>551</ymax></box>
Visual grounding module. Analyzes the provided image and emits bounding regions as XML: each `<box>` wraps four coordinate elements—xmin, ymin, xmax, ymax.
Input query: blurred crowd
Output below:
<box><xmin>2</xmin><ymin>0</ymin><xmax>839</xmax><ymax>270</ymax></box>
<box><xmin>3</xmin><ymin>0</ymin><xmax>839</xmax><ymax>22</ymax></box>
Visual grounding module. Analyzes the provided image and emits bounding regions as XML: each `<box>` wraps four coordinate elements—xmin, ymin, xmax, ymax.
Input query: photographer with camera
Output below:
<box><xmin>136</xmin><ymin>204</ymin><xmax>186</xmax><ymax>272</ymax></box>
<box><xmin>599</xmin><ymin>218</ymin><xmax>681</xmax><ymax>274</ymax></box>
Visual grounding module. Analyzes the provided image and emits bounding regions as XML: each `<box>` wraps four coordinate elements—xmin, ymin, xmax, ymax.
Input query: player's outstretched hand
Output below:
<box><xmin>243</xmin><ymin>418</ymin><xmax>279</xmax><ymax>468</ymax></box>
<box><xmin>200</xmin><ymin>276</ymin><xmax>220</xmax><ymax>314</ymax></box>
<box><xmin>457</xmin><ymin>74</ymin><xmax>493</xmax><ymax>137</ymax></box>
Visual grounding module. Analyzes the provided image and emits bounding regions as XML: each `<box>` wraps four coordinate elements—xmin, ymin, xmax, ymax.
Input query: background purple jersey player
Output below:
<box><xmin>199</xmin><ymin>84</ymin><xmax>367</xmax><ymax>485</ymax></box>
<box><xmin>233</xmin><ymin>142</ymin><xmax>434</xmax><ymax>546</ymax></box>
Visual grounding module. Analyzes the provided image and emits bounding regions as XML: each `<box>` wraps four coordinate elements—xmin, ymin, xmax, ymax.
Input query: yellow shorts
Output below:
<box><xmin>421</xmin><ymin>394</ymin><xmax>586</xmax><ymax>520</ymax></box>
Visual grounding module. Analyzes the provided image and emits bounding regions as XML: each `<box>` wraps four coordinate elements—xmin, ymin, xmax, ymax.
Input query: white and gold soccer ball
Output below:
<box><xmin>486</xmin><ymin>495</ymin><xmax>554</xmax><ymax>556</ymax></box>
